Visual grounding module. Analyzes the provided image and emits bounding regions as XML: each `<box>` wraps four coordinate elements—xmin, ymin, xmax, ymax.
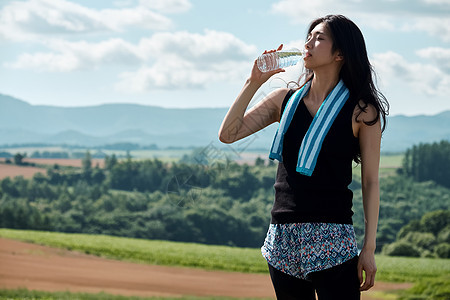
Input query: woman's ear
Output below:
<box><xmin>335</xmin><ymin>51</ymin><xmax>344</xmax><ymax>62</ymax></box>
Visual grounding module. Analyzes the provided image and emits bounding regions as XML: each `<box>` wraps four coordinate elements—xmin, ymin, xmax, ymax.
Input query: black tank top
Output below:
<box><xmin>271</xmin><ymin>89</ymin><xmax>359</xmax><ymax>225</ymax></box>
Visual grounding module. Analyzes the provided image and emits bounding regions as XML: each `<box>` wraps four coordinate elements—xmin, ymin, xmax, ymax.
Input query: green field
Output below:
<box><xmin>0</xmin><ymin>289</ymin><xmax>270</xmax><ymax>300</ymax></box>
<box><xmin>1</xmin><ymin>229</ymin><xmax>449</xmax><ymax>299</ymax></box>
<box><xmin>1</xmin><ymin>228</ymin><xmax>447</xmax><ymax>281</ymax></box>
<box><xmin>0</xmin><ymin>229</ymin><xmax>266</xmax><ymax>273</ymax></box>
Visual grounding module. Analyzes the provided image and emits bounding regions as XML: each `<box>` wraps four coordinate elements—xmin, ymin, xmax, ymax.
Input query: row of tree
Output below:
<box><xmin>1</xmin><ymin>140</ymin><xmax>449</xmax><ymax>254</ymax></box>
<box><xmin>0</xmin><ymin>176</ymin><xmax>272</xmax><ymax>247</ymax></box>
<box><xmin>0</xmin><ymin>142</ymin><xmax>159</xmax><ymax>151</ymax></box>
<box><xmin>382</xmin><ymin>210</ymin><xmax>450</xmax><ymax>258</ymax></box>
<box><xmin>1</xmin><ymin>166</ymin><xmax>449</xmax><ymax>250</ymax></box>
<box><xmin>0</xmin><ymin>143</ymin><xmax>166</xmax><ymax>159</ymax></box>
<box><xmin>401</xmin><ymin>140</ymin><xmax>450</xmax><ymax>188</ymax></box>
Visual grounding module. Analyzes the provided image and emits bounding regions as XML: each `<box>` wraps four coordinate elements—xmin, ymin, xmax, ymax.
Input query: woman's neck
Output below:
<box><xmin>308</xmin><ymin>72</ymin><xmax>341</xmax><ymax>104</ymax></box>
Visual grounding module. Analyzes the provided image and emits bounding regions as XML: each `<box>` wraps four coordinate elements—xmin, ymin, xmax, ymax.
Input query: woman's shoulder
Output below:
<box><xmin>278</xmin><ymin>88</ymin><xmax>294</xmax><ymax>117</ymax></box>
<box><xmin>271</xmin><ymin>87</ymin><xmax>292</xmax><ymax>98</ymax></box>
<box><xmin>262</xmin><ymin>88</ymin><xmax>292</xmax><ymax>122</ymax></box>
<box><xmin>265</xmin><ymin>87</ymin><xmax>292</xmax><ymax>108</ymax></box>
<box><xmin>353</xmin><ymin>100</ymin><xmax>378</xmax><ymax>123</ymax></box>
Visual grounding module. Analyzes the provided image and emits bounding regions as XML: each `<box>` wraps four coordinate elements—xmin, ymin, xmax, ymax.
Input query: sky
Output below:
<box><xmin>0</xmin><ymin>0</ymin><xmax>449</xmax><ymax>116</ymax></box>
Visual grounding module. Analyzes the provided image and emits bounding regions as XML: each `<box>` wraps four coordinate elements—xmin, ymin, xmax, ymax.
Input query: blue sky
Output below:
<box><xmin>0</xmin><ymin>0</ymin><xmax>449</xmax><ymax>116</ymax></box>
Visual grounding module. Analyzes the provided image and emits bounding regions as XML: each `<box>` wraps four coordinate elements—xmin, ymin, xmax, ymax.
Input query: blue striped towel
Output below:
<box><xmin>269</xmin><ymin>79</ymin><xmax>350</xmax><ymax>176</ymax></box>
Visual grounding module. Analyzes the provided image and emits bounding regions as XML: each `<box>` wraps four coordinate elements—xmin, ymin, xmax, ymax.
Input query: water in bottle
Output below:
<box><xmin>257</xmin><ymin>48</ymin><xmax>304</xmax><ymax>73</ymax></box>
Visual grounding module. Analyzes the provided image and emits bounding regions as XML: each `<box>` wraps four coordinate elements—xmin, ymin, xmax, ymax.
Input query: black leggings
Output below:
<box><xmin>268</xmin><ymin>256</ymin><xmax>361</xmax><ymax>300</ymax></box>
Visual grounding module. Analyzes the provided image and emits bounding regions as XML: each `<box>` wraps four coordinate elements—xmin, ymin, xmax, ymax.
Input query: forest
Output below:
<box><xmin>0</xmin><ymin>140</ymin><xmax>449</xmax><ymax>258</ymax></box>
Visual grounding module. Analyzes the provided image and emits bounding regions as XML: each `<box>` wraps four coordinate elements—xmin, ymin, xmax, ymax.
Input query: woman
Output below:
<box><xmin>218</xmin><ymin>15</ymin><xmax>388</xmax><ymax>299</ymax></box>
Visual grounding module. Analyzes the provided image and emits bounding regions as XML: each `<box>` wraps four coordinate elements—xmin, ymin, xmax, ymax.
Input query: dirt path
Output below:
<box><xmin>0</xmin><ymin>238</ymin><xmax>411</xmax><ymax>299</ymax></box>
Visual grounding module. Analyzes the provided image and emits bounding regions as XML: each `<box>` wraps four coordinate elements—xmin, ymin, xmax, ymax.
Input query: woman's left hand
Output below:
<box><xmin>357</xmin><ymin>247</ymin><xmax>377</xmax><ymax>291</ymax></box>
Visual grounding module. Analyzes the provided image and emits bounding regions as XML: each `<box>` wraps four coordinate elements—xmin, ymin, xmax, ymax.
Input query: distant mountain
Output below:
<box><xmin>382</xmin><ymin>111</ymin><xmax>450</xmax><ymax>152</ymax></box>
<box><xmin>0</xmin><ymin>94</ymin><xmax>232</xmax><ymax>148</ymax></box>
<box><xmin>1</xmin><ymin>93</ymin><xmax>449</xmax><ymax>152</ymax></box>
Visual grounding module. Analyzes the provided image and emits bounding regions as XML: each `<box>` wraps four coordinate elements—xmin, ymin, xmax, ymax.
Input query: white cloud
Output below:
<box><xmin>6</xmin><ymin>38</ymin><xmax>142</xmax><ymax>71</ymax></box>
<box><xmin>271</xmin><ymin>0</ymin><xmax>450</xmax><ymax>41</ymax></box>
<box><xmin>416</xmin><ymin>47</ymin><xmax>450</xmax><ymax>73</ymax></box>
<box><xmin>5</xmin><ymin>29</ymin><xmax>258</xmax><ymax>89</ymax></box>
<box><xmin>138</xmin><ymin>0</ymin><xmax>192</xmax><ymax>13</ymax></box>
<box><xmin>407</xmin><ymin>17</ymin><xmax>450</xmax><ymax>42</ymax></box>
<box><xmin>372</xmin><ymin>51</ymin><xmax>450</xmax><ymax>97</ymax></box>
<box><xmin>6</xmin><ymin>52</ymin><xmax>78</xmax><ymax>72</ymax></box>
<box><xmin>0</xmin><ymin>0</ymin><xmax>179</xmax><ymax>41</ymax></box>
<box><xmin>117</xmin><ymin>30</ymin><xmax>257</xmax><ymax>90</ymax></box>
<box><xmin>116</xmin><ymin>59</ymin><xmax>250</xmax><ymax>91</ymax></box>
<box><xmin>138</xmin><ymin>30</ymin><xmax>257</xmax><ymax>63</ymax></box>
<box><xmin>117</xmin><ymin>59</ymin><xmax>212</xmax><ymax>91</ymax></box>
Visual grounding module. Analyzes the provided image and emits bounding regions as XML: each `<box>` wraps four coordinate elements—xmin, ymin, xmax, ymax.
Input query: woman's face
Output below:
<box><xmin>303</xmin><ymin>22</ymin><xmax>340</xmax><ymax>71</ymax></box>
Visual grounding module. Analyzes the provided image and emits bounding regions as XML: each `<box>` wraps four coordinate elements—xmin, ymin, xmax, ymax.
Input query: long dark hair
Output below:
<box><xmin>296</xmin><ymin>15</ymin><xmax>389</xmax><ymax>162</ymax></box>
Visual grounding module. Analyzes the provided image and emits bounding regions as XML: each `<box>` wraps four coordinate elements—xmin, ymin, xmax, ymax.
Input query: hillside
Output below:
<box><xmin>1</xmin><ymin>94</ymin><xmax>449</xmax><ymax>152</ymax></box>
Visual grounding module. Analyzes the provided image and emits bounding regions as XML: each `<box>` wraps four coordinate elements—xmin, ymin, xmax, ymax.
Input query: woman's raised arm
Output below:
<box><xmin>218</xmin><ymin>82</ymin><xmax>288</xmax><ymax>144</ymax></box>
<box><xmin>219</xmin><ymin>45</ymin><xmax>287</xmax><ymax>144</ymax></box>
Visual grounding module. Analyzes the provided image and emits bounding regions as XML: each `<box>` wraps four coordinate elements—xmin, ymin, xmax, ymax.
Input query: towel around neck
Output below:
<box><xmin>269</xmin><ymin>79</ymin><xmax>350</xmax><ymax>176</ymax></box>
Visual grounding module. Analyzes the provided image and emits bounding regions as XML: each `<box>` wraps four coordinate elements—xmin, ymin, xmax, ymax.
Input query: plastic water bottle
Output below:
<box><xmin>257</xmin><ymin>48</ymin><xmax>304</xmax><ymax>72</ymax></box>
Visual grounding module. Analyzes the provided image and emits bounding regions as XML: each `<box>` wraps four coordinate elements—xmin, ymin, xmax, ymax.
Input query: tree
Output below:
<box><xmin>254</xmin><ymin>157</ymin><xmax>265</xmax><ymax>167</ymax></box>
<box><xmin>421</xmin><ymin>210</ymin><xmax>450</xmax><ymax>236</ymax></box>
<box><xmin>437</xmin><ymin>225</ymin><xmax>450</xmax><ymax>243</ymax></box>
<box><xmin>1</xmin><ymin>177</ymin><xmax>19</xmax><ymax>197</ymax></box>
<box><xmin>14</xmin><ymin>152</ymin><xmax>26</xmax><ymax>165</ymax></box>
<box><xmin>402</xmin><ymin>140</ymin><xmax>450</xmax><ymax>188</ymax></box>
<box><xmin>435</xmin><ymin>243</ymin><xmax>450</xmax><ymax>259</ymax></box>
<box><xmin>105</xmin><ymin>154</ymin><xmax>118</xmax><ymax>171</ymax></box>
<box><xmin>82</xmin><ymin>151</ymin><xmax>92</xmax><ymax>172</ymax></box>
<box><xmin>403</xmin><ymin>232</ymin><xmax>437</xmax><ymax>251</ymax></box>
<box><xmin>383</xmin><ymin>210</ymin><xmax>450</xmax><ymax>257</ymax></box>
<box><xmin>382</xmin><ymin>240</ymin><xmax>421</xmax><ymax>257</ymax></box>
<box><xmin>82</xmin><ymin>151</ymin><xmax>92</xmax><ymax>181</ymax></box>
<box><xmin>397</xmin><ymin>219</ymin><xmax>423</xmax><ymax>239</ymax></box>
<box><xmin>91</xmin><ymin>167</ymin><xmax>106</xmax><ymax>185</ymax></box>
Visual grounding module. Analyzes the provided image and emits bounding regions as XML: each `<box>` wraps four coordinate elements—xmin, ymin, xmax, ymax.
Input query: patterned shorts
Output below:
<box><xmin>261</xmin><ymin>223</ymin><xmax>359</xmax><ymax>280</ymax></box>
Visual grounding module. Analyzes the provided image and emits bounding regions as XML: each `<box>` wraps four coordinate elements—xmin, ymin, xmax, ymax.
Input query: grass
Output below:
<box><xmin>0</xmin><ymin>289</ymin><xmax>271</xmax><ymax>300</ymax></box>
<box><xmin>1</xmin><ymin>229</ymin><xmax>449</xmax><ymax>299</ymax></box>
<box><xmin>1</xmin><ymin>229</ymin><xmax>448</xmax><ymax>280</ymax></box>
<box><xmin>398</xmin><ymin>275</ymin><xmax>450</xmax><ymax>300</ymax></box>
<box><xmin>0</xmin><ymin>229</ymin><xmax>267</xmax><ymax>273</ymax></box>
<box><xmin>376</xmin><ymin>255</ymin><xmax>450</xmax><ymax>283</ymax></box>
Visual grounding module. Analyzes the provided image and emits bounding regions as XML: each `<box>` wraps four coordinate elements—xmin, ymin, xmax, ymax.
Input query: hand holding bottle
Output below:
<box><xmin>249</xmin><ymin>44</ymin><xmax>285</xmax><ymax>85</ymax></box>
<box><xmin>257</xmin><ymin>45</ymin><xmax>304</xmax><ymax>73</ymax></box>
